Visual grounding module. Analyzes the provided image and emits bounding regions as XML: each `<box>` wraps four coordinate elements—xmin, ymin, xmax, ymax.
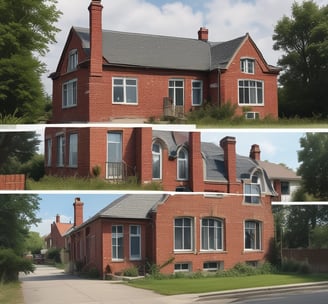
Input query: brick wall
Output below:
<box><xmin>0</xmin><ymin>174</ymin><xmax>25</xmax><ymax>190</ymax></box>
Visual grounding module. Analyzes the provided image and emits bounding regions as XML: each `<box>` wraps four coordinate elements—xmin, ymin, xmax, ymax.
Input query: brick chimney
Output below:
<box><xmin>73</xmin><ymin>197</ymin><xmax>84</xmax><ymax>227</ymax></box>
<box><xmin>88</xmin><ymin>0</ymin><xmax>103</xmax><ymax>76</ymax></box>
<box><xmin>220</xmin><ymin>136</ymin><xmax>237</xmax><ymax>186</ymax></box>
<box><xmin>249</xmin><ymin>144</ymin><xmax>261</xmax><ymax>161</ymax></box>
<box><xmin>198</xmin><ymin>27</ymin><xmax>208</xmax><ymax>42</ymax></box>
<box><xmin>56</xmin><ymin>214</ymin><xmax>60</xmax><ymax>223</ymax></box>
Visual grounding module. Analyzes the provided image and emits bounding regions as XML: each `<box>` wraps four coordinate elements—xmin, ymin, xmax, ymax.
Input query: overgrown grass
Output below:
<box><xmin>0</xmin><ymin>282</ymin><xmax>24</xmax><ymax>304</ymax></box>
<box><xmin>26</xmin><ymin>175</ymin><xmax>163</xmax><ymax>190</ymax></box>
<box><xmin>127</xmin><ymin>273</ymin><xmax>328</xmax><ymax>295</ymax></box>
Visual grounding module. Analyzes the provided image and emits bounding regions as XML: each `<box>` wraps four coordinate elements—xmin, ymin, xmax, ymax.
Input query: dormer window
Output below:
<box><xmin>244</xmin><ymin>173</ymin><xmax>261</xmax><ymax>204</ymax></box>
<box><xmin>240</xmin><ymin>58</ymin><xmax>255</xmax><ymax>74</ymax></box>
<box><xmin>67</xmin><ymin>49</ymin><xmax>78</xmax><ymax>72</ymax></box>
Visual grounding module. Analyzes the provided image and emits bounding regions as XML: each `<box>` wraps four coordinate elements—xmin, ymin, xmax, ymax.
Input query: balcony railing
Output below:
<box><xmin>163</xmin><ymin>97</ymin><xmax>184</xmax><ymax>118</ymax></box>
<box><xmin>106</xmin><ymin>161</ymin><xmax>127</xmax><ymax>181</ymax></box>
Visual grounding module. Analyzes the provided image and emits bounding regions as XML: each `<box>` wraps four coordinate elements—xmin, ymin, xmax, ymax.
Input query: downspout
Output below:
<box><xmin>217</xmin><ymin>68</ymin><xmax>221</xmax><ymax>107</ymax></box>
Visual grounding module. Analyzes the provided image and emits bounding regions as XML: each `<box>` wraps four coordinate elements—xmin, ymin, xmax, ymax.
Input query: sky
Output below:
<box><xmin>42</xmin><ymin>0</ymin><xmax>326</xmax><ymax>94</ymax></box>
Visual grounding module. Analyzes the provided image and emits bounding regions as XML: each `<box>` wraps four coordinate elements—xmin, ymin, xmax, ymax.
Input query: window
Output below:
<box><xmin>62</xmin><ymin>79</ymin><xmax>77</xmax><ymax>108</ymax></box>
<box><xmin>68</xmin><ymin>133</ymin><xmax>78</xmax><ymax>168</ymax></box>
<box><xmin>152</xmin><ymin>142</ymin><xmax>162</xmax><ymax>179</ymax></box>
<box><xmin>174</xmin><ymin>217</ymin><xmax>193</xmax><ymax>251</ymax></box>
<box><xmin>46</xmin><ymin>139</ymin><xmax>52</xmax><ymax>167</ymax></box>
<box><xmin>67</xmin><ymin>49</ymin><xmax>78</xmax><ymax>72</ymax></box>
<box><xmin>238</xmin><ymin>80</ymin><xmax>263</xmax><ymax>105</ymax></box>
<box><xmin>281</xmin><ymin>181</ymin><xmax>290</xmax><ymax>195</ymax></box>
<box><xmin>112</xmin><ymin>225</ymin><xmax>124</xmax><ymax>260</ymax></box>
<box><xmin>240</xmin><ymin>58</ymin><xmax>255</xmax><ymax>74</ymax></box>
<box><xmin>192</xmin><ymin>80</ymin><xmax>203</xmax><ymax>106</ymax></box>
<box><xmin>174</xmin><ymin>263</ymin><xmax>191</xmax><ymax>272</ymax></box>
<box><xmin>244</xmin><ymin>174</ymin><xmax>261</xmax><ymax>204</ymax></box>
<box><xmin>201</xmin><ymin>218</ymin><xmax>223</xmax><ymax>251</ymax></box>
<box><xmin>244</xmin><ymin>220</ymin><xmax>261</xmax><ymax>250</ymax></box>
<box><xmin>169</xmin><ymin>79</ymin><xmax>184</xmax><ymax>106</ymax></box>
<box><xmin>113</xmin><ymin>77</ymin><xmax>137</xmax><ymax>104</ymax></box>
<box><xmin>56</xmin><ymin>135</ymin><xmax>65</xmax><ymax>167</ymax></box>
<box><xmin>130</xmin><ymin>225</ymin><xmax>141</xmax><ymax>260</ymax></box>
<box><xmin>177</xmin><ymin>147</ymin><xmax>188</xmax><ymax>180</ymax></box>
<box><xmin>203</xmin><ymin>261</ymin><xmax>223</xmax><ymax>272</ymax></box>
<box><xmin>107</xmin><ymin>133</ymin><xmax>123</xmax><ymax>179</ymax></box>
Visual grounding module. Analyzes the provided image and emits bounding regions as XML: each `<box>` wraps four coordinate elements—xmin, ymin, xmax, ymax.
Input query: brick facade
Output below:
<box><xmin>66</xmin><ymin>194</ymin><xmax>274</xmax><ymax>277</ymax></box>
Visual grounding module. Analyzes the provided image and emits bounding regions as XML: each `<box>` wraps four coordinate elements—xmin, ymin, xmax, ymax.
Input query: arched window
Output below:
<box><xmin>152</xmin><ymin>142</ymin><xmax>162</xmax><ymax>179</ymax></box>
<box><xmin>177</xmin><ymin>147</ymin><xmax>188</xmax><ymax>180</ymax></box>
<box><xmin>244</xmin><ymin>172</ymin><xmax>261</xmax><ymax>204</ymax></box>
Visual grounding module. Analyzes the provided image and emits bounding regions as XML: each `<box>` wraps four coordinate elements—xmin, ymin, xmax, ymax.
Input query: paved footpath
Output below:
<box><xmin>20</xmin><ymin>265</ymin><xmax>203</xmax><ymax>304</ymax></box>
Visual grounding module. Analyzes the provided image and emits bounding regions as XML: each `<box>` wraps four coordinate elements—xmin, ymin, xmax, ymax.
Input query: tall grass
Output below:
<box><xmin>26</xmin><ymin>175</ymin><xmax>163</xmax><ymax>190</ymax></box>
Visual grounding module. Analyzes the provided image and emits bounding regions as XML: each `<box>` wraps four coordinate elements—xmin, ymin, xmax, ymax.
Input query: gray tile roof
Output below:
<box><xmin>69</xmin><ymin>194</ymin><xmax>166</xmax><ymax>232</ymax></box>
<box><xmin>74</xmin><ymin>27</ymin><xmax>247</xmax><ymax>71</ymax></box>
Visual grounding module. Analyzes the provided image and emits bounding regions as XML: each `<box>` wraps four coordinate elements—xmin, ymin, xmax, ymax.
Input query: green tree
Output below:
<box><xmin>0</xmin><ymin>132</ymin><xmax>40</xmax><ymax>174</ymax></box>
<box><xmin>24</xmin><ymin>231</ymin><xmax>44</xmax><ymax>254</ymax></box>
<box><xmin>0</xmin><ymin>194</ymin><xmax>40</xmax><ymax>254</ymax></box>
<box><xmin>273</xmin><ymin>1</ymin><xmax>328</xmax><ymax>118</ymax></box>
<box><xmin>0</xmin><ymin>0</ymin><xmax>61</xmax><ymax>122</ymax></box>
<box><xmin>298</xmin><ymin>133</ymin><xmax>328</xmax><ymax>200</ymax></box>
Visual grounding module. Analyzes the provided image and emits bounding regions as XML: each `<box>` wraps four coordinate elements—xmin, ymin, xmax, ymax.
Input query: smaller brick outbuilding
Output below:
<box><xmin>46</xmin><ymin>215</ymin><xmax>73</xmax><ymax>249</ymax></box>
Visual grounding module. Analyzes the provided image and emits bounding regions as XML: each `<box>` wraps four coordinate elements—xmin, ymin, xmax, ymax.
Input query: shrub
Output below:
<box><xmin>92</xmin><ymin>165</ymin><xmax>101</xmax><ymax>178</ymax></box>
<box><xmin>281</xmin><ymin>258</ymin><xmax>311</xmax><ymax>274</ymax></box>
<box><xmin>46</xmin><ymin>248</ymin><xmax>61</xmax><ymax>263</ymax></box>
<box><xmin>0</xmin><ymin>248</ymin><xmax>35</xmax><ymax>283</ymax></box>
<box><xmin>122</xmin><ymin>266</ymin><xmax>139</xmax><ymax>277</ymax></box>
<box><xmin>20</xmin><ymin>154</ymin><xmax>45</xmax><ymax>181</ymax></box>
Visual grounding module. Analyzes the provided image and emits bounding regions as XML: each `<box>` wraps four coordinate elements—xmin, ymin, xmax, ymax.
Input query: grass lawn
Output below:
<box><xmin>127</xmin><ymin>273</ymin><xmax>328</xmax><ymax>295</ymax></box>
<box><xmin>0</xmin><ymin>282</ymin><xmax>24</xmax><ymax>304</ymax></box>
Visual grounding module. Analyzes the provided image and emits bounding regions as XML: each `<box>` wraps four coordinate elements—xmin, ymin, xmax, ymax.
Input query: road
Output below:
<box><xmin>20</xmin><ymin>265</ymin><xmax>328</xmax><ymax>304</ymax></box>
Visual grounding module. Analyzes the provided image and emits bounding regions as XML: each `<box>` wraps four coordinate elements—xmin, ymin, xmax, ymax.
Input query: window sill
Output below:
<box><xmin>112</xmin><ymin>102</ymin><xmax>138</xmax><ymax>106</ymax></box>
<box><xmin>62</xmin><ymin>105</ymin><xmax>77</xmax><ymax>109</ymax></box>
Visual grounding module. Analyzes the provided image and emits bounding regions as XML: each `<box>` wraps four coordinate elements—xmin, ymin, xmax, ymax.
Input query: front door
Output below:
<box><xmin>107</xmin><ymin>132</ymin><xmax>122</xmax><ymax>179</ymax></box>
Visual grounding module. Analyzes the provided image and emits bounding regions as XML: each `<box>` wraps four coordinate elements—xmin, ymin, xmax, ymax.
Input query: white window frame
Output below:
<box><xmin>129</xmin><ymin>225</ymin><xmax>141</xmax><ymax>261</ymax></box>
<box><xmin>68</xmin><ymin>133</ymin><xmax>78</xmax><ymax>168</ymax></box>
<box><xmin>244</xmin><ymin>174</ymin><xmax>261</xmax><ymax>204</ymax></box>
<box><xmin>67</xmin><ymin>49</ymin><xmax>78</xmax><ymax>72</ymax></box>
<box><xmin>240</xmin><ymin>58</ymin><xmax>255</xmax><ymax>74</ymax></box>
<box><xmin>238</xmin><ymin>79</ymin><xmax>264</xmax><ymax>105</ymax></box>
<box><xmin>174</xmin><ymin>263</ymin><xmax>191</xmax><ymax>272</ymax></box>
<box><xmin>169</xmin><ymin>79</ymin><xmax>184</xmax><ymax>107</ymax></box>
<box><xmin>177</xmin><ymin>147</ymin><xmax>188</xmax><ymax>181</ymax></box>
<box><xmin>112</xmin><ymin>77</ymin><xmax>138</xmax><ymax>104</ymax></box>
<box><xmin>62</xmin><ymin>79</ymin><xmax>77</xmax><ymax>108</ymax></box>
<box><xmin>56</xmin><ymin>134</ymin><xmax>65</xmax><ymax>167</ymax></box>
<box><xmin>203</xmin><ymin>261</ymin><xmax>223</xmax><ymax>272</ymax></box>
<box><xmin>106</xmin><ymin>132</ymin><xmax>123</xmax><ymax>179</ymax></box>
<box><xmin>174</xmin><ymin>217</ymin><xmax>194</xmax><ymax>251</ymax></box>
<box><xmin>201</xmin><ymin>218</ymin><xmax>224</xmax><ymax>251</ymax></box>
<box><xmin>192</xmin><ymin>80</ymin><xmax>203</xmax><ymax>106</ymax></box>
<box><xmin>244</xmin><ymin>220</ymin><xmax>262</xmax><ymax>251</ymax></box>
<box><xmin>112</xmin><ymin>225</ymin><xmax>124</xmax><ymax>261</ymax></box>
<box><xmin>152</xmin><ymin>142</ymin><xmax>162</xmax><ymax>180</ymax></box>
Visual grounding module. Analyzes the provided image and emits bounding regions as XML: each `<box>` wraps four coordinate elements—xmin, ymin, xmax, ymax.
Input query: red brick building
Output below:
<box><xmin>49</xmin><ymin>0</ymin><xmax>279</xmax><ymax>123</ymax></box>
<box><xmin>66</xmin><ymin>192</ymin><xmax>275</xmax><ymax>277</ymax></box>
<box><xmin>45</xmin><ymin>127</ymin><xmax>280</xmax><ymax>193</ymax></box>
<box><xmin>46</xmin><ymin>215</ymin><xmax>73</xmax><ymax>249</ymax></box>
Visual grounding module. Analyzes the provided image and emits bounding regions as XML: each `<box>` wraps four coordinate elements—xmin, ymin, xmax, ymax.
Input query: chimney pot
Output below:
<box><xmin>249</xmin><ymin>144</ymin><xmax>261</xmax><ymax>161</ymax></box>
<box><xmin>198</xmin><ymin>27</ymin><xmax>208</xmax><ymax>41</ymax></box>
<box><xmin>56</xmin><ymin>214</ymin><xmax>60</xmax><ymax>223</ymax></box>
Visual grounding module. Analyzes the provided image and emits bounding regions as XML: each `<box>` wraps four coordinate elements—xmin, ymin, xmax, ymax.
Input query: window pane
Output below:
<box><xmin>126</xmin><ymin>86</ymin><xmax>137</xmax><ymax>103</ymax></box>
<box><xmin>113</xmin><ymin>87</ymin><xmax>124</xmax><ymax>102</ymax></box>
